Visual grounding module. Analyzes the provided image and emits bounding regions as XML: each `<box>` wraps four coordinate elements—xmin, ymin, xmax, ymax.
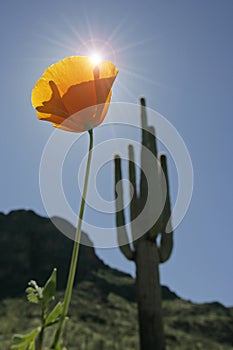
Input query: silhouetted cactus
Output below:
<box><xmin>114</xmin><ymin>98</ymin><xmax>173</xmax><ymax>350</ymax></box>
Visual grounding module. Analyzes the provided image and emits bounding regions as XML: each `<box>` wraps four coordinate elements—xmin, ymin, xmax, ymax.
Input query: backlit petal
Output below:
<box><xmin>31</xmin><ymin>56</ymin><xmax>118</xmax><ymax>132</ymax></box>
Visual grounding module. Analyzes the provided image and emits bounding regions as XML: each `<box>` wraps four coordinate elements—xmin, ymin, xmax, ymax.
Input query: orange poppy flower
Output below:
<box><xmin>31</xmin><ymin>56</ymin><xmax>118</xmax><ymax>132</ymax></box>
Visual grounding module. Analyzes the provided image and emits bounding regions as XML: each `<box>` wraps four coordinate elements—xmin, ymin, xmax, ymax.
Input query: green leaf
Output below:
<box><xmin>42</xmin><ymin>268</ymin><xmax>57</xmax><ymax>305</ymax></box>
<box><xmin>45</xmin><ymin>301</ymin><xmax>63</xmax><ymax>327</ymax></box>
<box><xmin>11</xmin><ymin>341</ymin><xmax>35</xmax><ymax>350</ymax></box>
<box><xmin>55</xmin><ymin>342</ymin><xmax>67</xmax><ymax>350</ymax></box>
<box><xmin>11</xmin><ymin>342</ymin><xmax>28</xmax><ymax>350</ymax></box>
<box><xmin>12</xmin><ymin>334</ymin><xmax>27</xmax><ymax>345</ymax></box>
<box><xmin>11</xmin><ymin>328</ymin><xmax>41</xmax><ymax>350</ymax></box>
<box><xmin>28</xmin><ymin>341</ymin><xmax>35</xmax><ymax>350</ymax></box>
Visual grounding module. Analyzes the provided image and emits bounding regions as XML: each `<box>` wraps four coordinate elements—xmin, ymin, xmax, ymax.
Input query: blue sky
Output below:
<box><xmin>1</xmin><ymin>0</ymin><xmax>233</xmax><ymax>306</ymax></box>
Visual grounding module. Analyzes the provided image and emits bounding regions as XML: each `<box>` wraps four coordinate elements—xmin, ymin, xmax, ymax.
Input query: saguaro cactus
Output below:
<box><xmin>114</xmin><ymin>98</ymin><xmax>173</xmax><ymax>350</ymax></box>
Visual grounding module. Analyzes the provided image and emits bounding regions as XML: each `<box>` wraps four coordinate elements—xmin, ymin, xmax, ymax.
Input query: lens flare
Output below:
<box><xmin>90</xmin><ymin>53</ymin><xmax>102</xmax><ymax>65</ymax></box>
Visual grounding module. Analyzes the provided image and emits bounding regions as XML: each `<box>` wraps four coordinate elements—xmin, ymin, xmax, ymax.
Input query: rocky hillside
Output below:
<box><xmin>0</xmin><ymin>269</ymin><xmax>232</xmax><ymax>350</ymax></box>
<box><xmin>0</xmin><ymin>210</ymin><xmax>176</xmax><ymax>302</ymax></box>
<box><xmin>0</xmin><ymin>210</ymin><xmax>105</xmax><ymax>299</ymax></box>
<box><xmin>0</xmin><ymin>210</ymin><xmax>232</xmax><ymax>350</ymax></box>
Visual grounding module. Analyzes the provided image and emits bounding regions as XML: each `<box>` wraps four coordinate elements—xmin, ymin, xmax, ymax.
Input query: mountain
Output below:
<box><xmin>0</xmin><ymin>210</ymin><xmax>232</xmax><ymax>350</ymax></box>
<box><xmin>0</xmin><ymin>209</ymin><xmax>104</xmax><ymax>299</ymax></box>
<box><xmin>0</xmin><ymin>209</ymin><xmax>176</xmax><ymax>302</ymax></box>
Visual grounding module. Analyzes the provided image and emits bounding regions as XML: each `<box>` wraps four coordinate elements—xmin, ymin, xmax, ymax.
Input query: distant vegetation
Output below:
<box><xmin>0</xmin><ymin>210</ymin><xmax>232</xmax><ymax>349</ymax></box>
<box><xmin>0</xmin><ymin>268</ymin><xmax>233</xmax><ymax>349</ymax></box>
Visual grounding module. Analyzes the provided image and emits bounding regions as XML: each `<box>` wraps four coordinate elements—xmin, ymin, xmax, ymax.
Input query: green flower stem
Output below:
<box><xmin>37</xmin><ymin>306</ymin><xmax>45</xmax><ymax>350</ymax></box>
<box><xmin>52</xmin><ymin>129</ymin><xmax>93</xmax><ymax>349</ymax></box>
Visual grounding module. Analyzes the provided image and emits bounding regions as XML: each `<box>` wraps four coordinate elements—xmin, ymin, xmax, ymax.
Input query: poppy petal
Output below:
<box><xmin>31</xmin><ymin>56</ymin><xmax>118</xmax><ymax>132</ymax></box>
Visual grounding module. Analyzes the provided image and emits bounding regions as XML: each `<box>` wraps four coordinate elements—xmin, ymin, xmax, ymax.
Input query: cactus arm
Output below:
<box><xmin>128</xmin><ymin>145</ymin><xmax>140</xmax><ymax>247</ymax></box>
<box><xmin>140</xmin><ymin>98</ymin><xmax>158</xmax><ymax>157</ymax></box>
<box><xmin>160</xmin><ymin>155</ymin><xmax>172</xmax><ymax>232</ymax></box>
<box><xmin>128</xmin><ymin>145</ymin><xmax>138</xmax><ymax>218</ymax></box>
<box><xmin>158</xmin><ymin>154</ymin><xmax>173</xmax><ymax>263</ymax></box>
<box><xmin>114</xmin><ymin>156</ymin><xmax>135</xmax><ymax>261</ymax></box>
<box><xmin>159</xmin><ymin>232</ymin><xmax>173</xmax><ymax>263</ymax></box>
<box><xmin>140</xmin><ymin>98</ymin><xmax>153</xmax><ymax>220</ymax></box>
<box><xmin>140</xmin><ymin>97</ymin><xmax>148</xmax><ymax>132</ymax></box>
<box><xmin>148</xmin><ymin>126</ymin><xmax>158</xmax><ymax>157</ymax></box>
<box><xmin>147</xmin><ymin>124</ymin><xmax>164</xmax><ymax>240</ymax></box>
<box><xmin>140</xmin><ymin>98</ymin><xmax>162</xmax><ymax>240</ymax></box>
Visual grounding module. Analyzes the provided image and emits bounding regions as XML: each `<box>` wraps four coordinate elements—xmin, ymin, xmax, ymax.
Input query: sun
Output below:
<box><xmin>90</xmin><ymin>53</ymin><xmax>102</xmax><ymax>65</ymax></box>
<box><xmin>38</xmin><ymin>18</ymin><xmax>155</xmax><ymax>101</ymax></box>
